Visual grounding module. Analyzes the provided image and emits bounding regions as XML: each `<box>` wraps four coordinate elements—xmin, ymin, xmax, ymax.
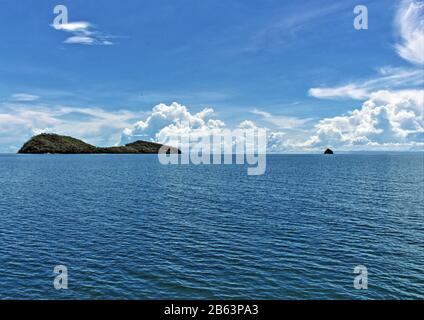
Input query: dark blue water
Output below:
<box><xmin>0</xmin><ymin>154</ymin><xmax>423</xmax><ymax>299</ymax></box>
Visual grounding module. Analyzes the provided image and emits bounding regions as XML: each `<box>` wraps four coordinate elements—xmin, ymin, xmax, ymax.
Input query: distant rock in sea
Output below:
<box><xmin>18</xmin><ymin>133</ymin><xmax>181</xmax><ymax>154</ymax></box>
<box><xmin>324</xmin><ymin>148</ymin><xmax>334</xmax><ymax>154</ymax></box>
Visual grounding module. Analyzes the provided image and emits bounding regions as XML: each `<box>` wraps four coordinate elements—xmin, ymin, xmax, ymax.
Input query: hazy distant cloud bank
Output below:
<box><xmin>0</xmin><ymin>96</ymin><xmax>423</xmax><ymax>153</ymax></box>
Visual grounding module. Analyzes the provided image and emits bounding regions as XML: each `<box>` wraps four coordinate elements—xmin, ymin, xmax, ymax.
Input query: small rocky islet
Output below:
<box><xmin>18</xmin><ymin>133</ymin><xmax>181</xmax><ymax>154</ymax></box>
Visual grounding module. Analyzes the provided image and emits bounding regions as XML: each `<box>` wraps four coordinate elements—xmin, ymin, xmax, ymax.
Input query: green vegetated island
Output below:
<box><xmin>18</xmin><ymin>133</ymin><xmax>181</xmax><ymax>154</ymax></box>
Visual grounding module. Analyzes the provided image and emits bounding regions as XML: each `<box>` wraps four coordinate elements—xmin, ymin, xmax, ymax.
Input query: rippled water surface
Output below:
<box><xmin>0</xmin><ymin>154</ymin><xmax>423</xmax><ymax>299</ymax></box>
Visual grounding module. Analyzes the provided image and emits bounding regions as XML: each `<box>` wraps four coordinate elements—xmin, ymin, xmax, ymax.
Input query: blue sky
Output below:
<box><xmin>0</xmin><ymin>0</ymin><xmax>423</xmax><ymax>152</ymax></box>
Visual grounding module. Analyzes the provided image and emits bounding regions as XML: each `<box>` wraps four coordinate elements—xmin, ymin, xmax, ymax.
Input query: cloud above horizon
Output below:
<box><xmin>0</xmin><ymin>96</ymin><xmax>423</xmax><ymax>153</ymax></box>
<box><xmin>118</xmin><ymin>95</ymin><xmax>423</xmax><ymax>152</ymax></box>
<box><xmin>120</xmin><ymin>102</ymin><xmax>227</xmax><ymax>145</ymax></box>
<box><xmin>304</xmin><ymin>90</ymin><xmax>424</xmax><ymax>150</ymax></box>
<box><xmin>0</xmin><ymin>103</ymin><xmax>140</xmax><ymax>151</ymax></box>
<box><xmin>120</xmin><ymin>102</ymin><xmax>295</xmax><ymax>153</ymax></box>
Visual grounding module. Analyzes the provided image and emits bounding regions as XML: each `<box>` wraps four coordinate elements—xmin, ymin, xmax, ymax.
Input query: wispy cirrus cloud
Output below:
<box><xmin>0</xmin><ymin>102</ymin><xmax>141</xmax><ymax>151</ymax></box>
<box><xmin>251</xmin><ymin>108</ymin><xmax>310</xmax><ymax>129</ymax></box>
<box><xmin>243</xmin><ymin>2</ymin><xmax>347</xmax><ymax>52</ymax></box>
<box><xmin>309</xmin><ymin>1</ymin><xmax>424</xmax><ymax>101</ymax></box>
<box><xmin>52</xmin><ymin>21</ymin><xmax>114</xmax><ymax>45</ymax></box>
<box><xmin>395</xmin><ymin>0</ymin><xmax>424</xmax><ymax>65</ymax></box>
<box><xmin>10</xmin><ymin>93</ymin><xmax>40</xmax><ymax>102</ymax></box>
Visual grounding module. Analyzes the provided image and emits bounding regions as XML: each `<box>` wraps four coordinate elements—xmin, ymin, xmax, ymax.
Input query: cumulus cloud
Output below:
<box><xmin>120</xmin><ymin>102</ymin><xmax>280</xmax><ymax>154</ymax></box>
<box><xmin>120</xmin><ymin>95</ymin><xmax>423</xmax><ymax>152</ymax></box>
<box><xmin>121</xmin><ymin>102</ymin><xmax>226</xmax><ymax>145</ymax></box>
<box><xmin>52</xmin><ymin>21</ymin><xmax>114</xmax><ymax>45</ymax></box>
<box><xmin>304</xmin><ymin>90</ymin><xmax>424</xmax><ymax>150</ymax></box>
<box><xmin>395</xmin><ymin>0</ymin><xmax>424</xmax><ymax>65</ymax></box>
<box><xmin>120</xmin><ymin>102</ymin><xmax>327</xmax><ymax>153</ymax></box>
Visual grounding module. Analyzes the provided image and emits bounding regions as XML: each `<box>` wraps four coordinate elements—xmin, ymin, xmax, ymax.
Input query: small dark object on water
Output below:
<box><xmin>324</xmin><ymin>148</ymin><xmax>334</xmax><ymax>155</ymax></box>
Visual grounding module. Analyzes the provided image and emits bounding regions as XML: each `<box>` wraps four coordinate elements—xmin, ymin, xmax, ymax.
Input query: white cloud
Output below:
<box><xmin>395</xmin><ymin>0</ymin><xmax>424</xmax><ymax>65</ymax></box>
<box><xmin>10</xmin><ymin>93</ymin><xmax>40</xmax><ymax>102</ymax></box>
<box><xmin>64</xmin><ymin>36</ymin><xmax>95</xmax><ymax>45</ymax></box>
<box><xmin>251</xmin><ymin>108</ymin><xmax>310</xmax><ymax>128</ymax></box>
<box><xmin>308</xmin><ymin>85</ymin><xmax>369</xmax><ymax>100</ymax></box>
<box><xmin>304</xmin><ymin>90</ymin><xmax>424</xmax><ymax>150</ymax></box>
<box><xmin>120</xmin><ymin>102</ymin><xmax>278</xmax><ymax>154</ymax></box>
<box><xmin>120</xmin><ymin>102</ymin><xmax>226</xmax><ymax>145</ymax></box>
<box><xmin>308</xmin><ymin>67</ymin><xmax>424</xmax><ymax>101</ymax></box>
<box><xmin>120</xmin><ymin>103</ymin><xmax>322</xmax><ymax>153</ymax></box>
<box><xmin>52</xmin><ymin>21</ymin><xmax>114</xmax><ymax>46</ymax></box>
<box><xmin>53</xmin><ymin>21</ymin><xmax>92</xmax><ymax>32</ymax></box>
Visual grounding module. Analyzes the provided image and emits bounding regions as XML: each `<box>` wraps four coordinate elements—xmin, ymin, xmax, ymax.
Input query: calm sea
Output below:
<box><xmin>0</xmin><ymin>153</ymin><xmax>423</xmax><ymax>299</ymax></box>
